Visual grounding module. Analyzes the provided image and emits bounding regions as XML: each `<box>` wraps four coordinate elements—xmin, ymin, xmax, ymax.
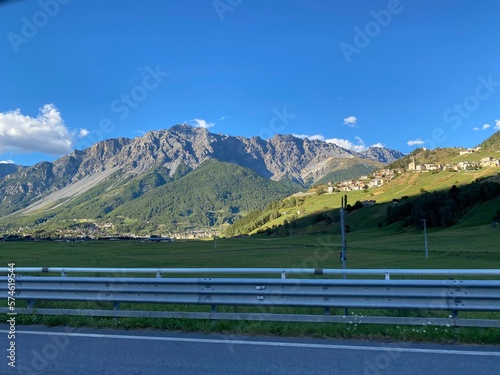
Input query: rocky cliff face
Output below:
<box><xmin>359</xmin><ymin>146</ymin><xmax>404</xmax><ymax>164</ymax></box>
<box><xmin>0</xmin><ymin>124</ymin><xmax>403</xmax><ymax>215</ymax></box>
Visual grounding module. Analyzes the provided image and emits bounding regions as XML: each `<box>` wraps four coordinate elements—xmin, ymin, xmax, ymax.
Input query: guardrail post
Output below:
<box><xmin>211</xmin><ymin>304</ymin><xmax>217</xmax><ymax>313</ymax></box>
<box><xmin>27</xmin><ymin>299</ymin><xmax>34</xmax><ymax>312</ymax></box>
<box><xmin>113</xmin><ymin>302</ymin><xmax>120</xmax><ymax>311</ymax></box>
<box><xmin>324</xmin><ymin>307</ymin><xmax>330</xmax><ymax>316</ymax></box>
<box><xmin>61</xmin><ymin>271</ymin><xmax>67</xmax><ymax>277</ymax></box>
<box><xmin>156</xmin><ymin>271</ymin><xmax>162</xmax><ymax>278</ymax></box>
<box><xmin>385</xmin><ymin>271</ymin><xmax>390</xmax><ymax>280</ymax></box>
<box><xmin>281</xmin><ymin>271</ymin><xmax>286</xmax><ymax>279</ymax></box>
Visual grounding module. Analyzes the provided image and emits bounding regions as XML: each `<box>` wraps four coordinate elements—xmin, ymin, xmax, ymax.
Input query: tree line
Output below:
<box><xmin>386</xmin><ymin>180</ymin><xmax>500</xmax><ymax>228</ymax></box>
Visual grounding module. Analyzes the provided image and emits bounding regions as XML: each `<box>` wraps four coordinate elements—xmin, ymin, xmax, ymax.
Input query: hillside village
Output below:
<box><xmin>409</xmin><ymin>148</ymin><xmax>500</xmax><ymax>172</ymax></box>
<box><xmin>326</xmin><ymin>147</ymin><xmax>500</xmax><ymax>193</ymax></box>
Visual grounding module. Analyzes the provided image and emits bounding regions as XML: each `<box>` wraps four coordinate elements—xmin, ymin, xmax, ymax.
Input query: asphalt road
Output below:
<box><xmin>1</xmin><ymin>324</ymin><xmax>499</xmax><ymax>375</ymax></box>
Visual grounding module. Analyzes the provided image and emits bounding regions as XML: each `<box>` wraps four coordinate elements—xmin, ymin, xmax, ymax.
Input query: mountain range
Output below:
<box><xmin>0</xmin><ymin>124</ymin><xmax>403</xmax><ymax>235</ymax></box>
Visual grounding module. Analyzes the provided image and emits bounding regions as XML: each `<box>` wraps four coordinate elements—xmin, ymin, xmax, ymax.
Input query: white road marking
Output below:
<box><xmin>3</xmin><ymin>330</ymin><xmax>500</xmax><ymax>357</ymax></box>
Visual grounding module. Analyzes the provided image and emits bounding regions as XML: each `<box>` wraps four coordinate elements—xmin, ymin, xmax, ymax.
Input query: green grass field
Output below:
<box><xmin>1</xmin><ymin>219</ymin><xmax>499</xmax><ymax>270</ymax></box>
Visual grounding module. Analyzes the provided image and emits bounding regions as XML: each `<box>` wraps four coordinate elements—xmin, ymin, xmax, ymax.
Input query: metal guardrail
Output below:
<box><xmin>2</xmin><ymin>267</ymin><xmax>500</xmax><ymax>279</ymax></box>
<box><xmin>1</xmin><ymin>268</ymin><xmax>500</xmax><ymax>328</ymax></box>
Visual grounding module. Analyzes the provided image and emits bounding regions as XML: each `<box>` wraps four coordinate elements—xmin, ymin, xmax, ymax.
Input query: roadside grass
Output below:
<box><xmin>2</xmin><ymin>289</ymin><xmax>499</xmax><ymax>344</ymax></box>
<box><xmin>4</xmin><ymin>301</ymin><xmax>499</xmax><ymax>345</ymax></box>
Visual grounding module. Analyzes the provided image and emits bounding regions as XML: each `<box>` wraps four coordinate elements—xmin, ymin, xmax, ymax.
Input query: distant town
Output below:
<box><xmin>0</xmin><ymin>222</ymin><xmax>220</xmax><ymax>243</ymax></box>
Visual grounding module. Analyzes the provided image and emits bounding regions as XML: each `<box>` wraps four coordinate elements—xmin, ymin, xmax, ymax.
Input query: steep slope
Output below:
<box><xmin>12</xmin><ymin>160</ymin><xmax>297</xmax><ymax>234</ymax></box>
<box><xmin>0</xmin><ymin>159</ymin><xmax>297</xmax><ymax>236</ymax></box>
<box><xmin>108</xmin><ymin>159</ymin><xmax>297</xmax><ymax>230</ymax></box>
<box><xmin>479</xmin><ymin>130</ymin><xmax>500</xmax><ymax>149</ymax></box>
<box><xmin>0</xmin><ymin>138</ymin><xmax>132</xmax><ymax>215</ymax></box>
<box><xmin>38</xmin><ymin>166</ymin><xmax>174</xmax><ymax>222</ymax></box>
<box><xmin>312</xmin><ymin>157</ymin><xmax>384</xmax><ymax>185</ymax></box>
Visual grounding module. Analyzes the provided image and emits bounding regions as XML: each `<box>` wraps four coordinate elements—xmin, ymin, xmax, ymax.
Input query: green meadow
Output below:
<box><xmin>1</xmin><ymin>217</ymin><xmax>499</xmax><ymax>271</ymax></box>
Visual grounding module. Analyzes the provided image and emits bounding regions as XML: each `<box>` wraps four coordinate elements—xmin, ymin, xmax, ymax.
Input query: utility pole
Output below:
<box><xmin>340</xmin><ymin>196</ymin><xmax>348</xmax><ymax>316</ymax></box>
<box><xmin>340</xmin><ymin>196</ymin><xmax>347</xmax><ymax>276</ymax></box>
<box><xmin>421</xmin><ymin>219</ymin><xmax>428</xmax><ymax>259</ymax></box>
<box><xmin>340</xmin><ymin>208</ymin><xmax>347</xmax><ymax>274</ymax></box>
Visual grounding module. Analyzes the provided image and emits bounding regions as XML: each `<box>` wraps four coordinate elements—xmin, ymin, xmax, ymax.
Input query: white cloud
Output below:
<box><xmin>343</xmin><ymin>115</ymin><xmax>358</xmax><ymax>127</ymax></box>
<box><xmin>0</xmin><ymin>104</ymin><xmax>73</xmax><ymax>155</ymax></box>
<box><xmin>189</xmin><ymin>118</ymin><xmax>215</xmax><ymax>128</ymax></box>
<box><xmin>370</xmin><ymin>142</ymin><xmax>385</xmax><ymax>148</ymax></box>
<box><xmin>474</xmin><ymin>123</ymin><xmax>494</xmax><ymax>131</ymax></box>
<box><xmin>326</xmin><ymin>136</ymin><xmax>367</xmax><ymax>152</ymax></box>
<box><xmin>407</xmin><ymin>138</ymin><xmax>425</xmax><ymax>146</ymax></box>
<box><xmin>495</xmin><ymin>119</ymin><xmax>500</xmax><ymax>130</ymax></box>
<box><xmin>78</xmin><ymin>128</ymin><xmax>89</xmax><ymax>138</ymax></box>
<box><xmin>292</xmin><ymin>134</ymin><xmax>325</xmax><ymax>141</ymax></box>
<box><xmin>0</xmin><ymin>159</ymin><xmax>15</xmax><ymax>164</ymax></box>
<box><xmin>219</xmin><ymin>115</ymin><xmax>230</xmax><ymax>121</ymax></box>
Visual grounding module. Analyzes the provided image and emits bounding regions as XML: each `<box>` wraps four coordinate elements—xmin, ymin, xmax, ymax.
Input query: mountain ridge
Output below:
<box><xmin>0</xmin><ymin>125</ymin><xmax>403</xmax><ymax>216</ymax></box>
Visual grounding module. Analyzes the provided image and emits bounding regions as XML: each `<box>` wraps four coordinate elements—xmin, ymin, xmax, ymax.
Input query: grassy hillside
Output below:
<box><xmin>225</xmin><ymin>164</ymin><xmax>500</xmax><ymax>237</ymax></box>
<box><xmin>314</xmin><ymin>158</ymin><xmax>383</xmax><ymax>185</ymax></box>
<box><xmin>52</xmin><ymin>166</ymin><xmax>174</xmax><ymax>220</ymax></box>
<box><xmin>388</xmin><ymin>140</ymin><xmax>500</xmax><ymax>168</ymax></box>
<box><xmin>480</xmin><ymin>130</ymin><xmax>500</xmax><ymax>149</ymax></box>
<box><xmin>109</xmin><ymin>159</ymin><xmax>298</xmax><ymax>231</ymax></box>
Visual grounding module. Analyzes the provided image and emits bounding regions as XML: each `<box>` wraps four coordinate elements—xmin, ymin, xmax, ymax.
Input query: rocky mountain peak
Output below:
<box><xmin>359</xmin><ymin>146</ymin><xmax>404</xmax><ymax>164</ymax></box>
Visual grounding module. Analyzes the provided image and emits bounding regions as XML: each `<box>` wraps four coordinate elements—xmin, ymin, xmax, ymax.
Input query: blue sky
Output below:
<box><xmin>1</xmin><ymin>0</ymin><xmax>499</xmax><ymax>166</ymax></box>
